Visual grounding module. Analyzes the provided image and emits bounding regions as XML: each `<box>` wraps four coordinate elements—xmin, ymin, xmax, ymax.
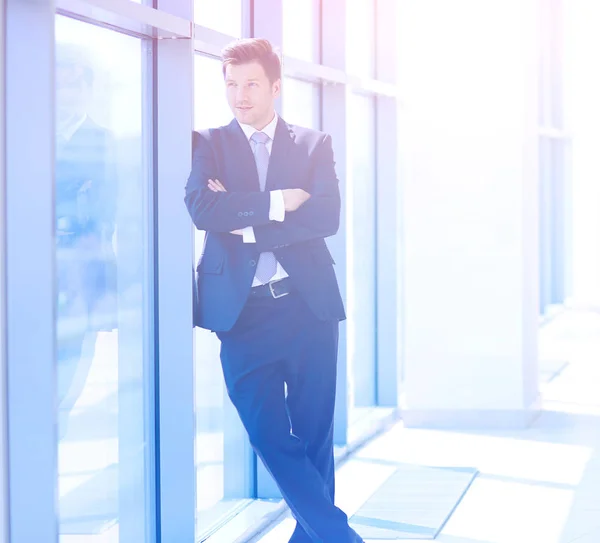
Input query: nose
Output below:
<box><xmin>236</xmin><ymin>86</ymin><xmax>249</xmax><ymax>103</ymax></box>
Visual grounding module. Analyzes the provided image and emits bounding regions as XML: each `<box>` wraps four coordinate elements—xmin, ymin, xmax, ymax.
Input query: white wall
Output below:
<box><xmin>398</xmin><ymin>0</ymin><xmax>540</xmax><ymax>426</ymax></box>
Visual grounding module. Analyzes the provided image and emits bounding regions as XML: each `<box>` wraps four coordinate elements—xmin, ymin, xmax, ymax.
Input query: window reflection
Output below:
<box><xmin>55</xmin><ymin>16</ymin><xmax>153</xmax><ymax>543</ymax></box>
<box><xmin>346</xmin><ymin>92</ymin><xmax>377</xmax><ymax>418</ymax></box>
<box><xmin>193</xmin><ymin>54</ymin><xmax>252</xmax><ymax>537</ymax></box>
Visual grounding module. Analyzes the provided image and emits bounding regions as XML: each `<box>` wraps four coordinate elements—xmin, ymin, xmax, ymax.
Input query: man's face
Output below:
<box><xmin>225</xmin><ymin>61</ymin><xmax>280</xmax><ymax>130</ymax></box>
<box><xmin>56</xmin><ymin>63</ymin><xmax>89</xmax><ymax>124</ymax></box>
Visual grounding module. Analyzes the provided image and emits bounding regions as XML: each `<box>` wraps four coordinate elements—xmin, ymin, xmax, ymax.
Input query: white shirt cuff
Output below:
<box><xmin>269</xmin><ymin>190</ymin><xmax>285</xmax><ymax>222</ymax></box>
<box><xmin>242</xmin><ymin>226</ymin><xmax>256</xmax><ymax>243</ymax></box>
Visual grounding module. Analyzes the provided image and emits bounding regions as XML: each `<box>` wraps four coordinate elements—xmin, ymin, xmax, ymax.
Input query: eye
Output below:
<box><xmin>248</xmin><ymin>82</ymin><xmax>258</xmax><ymax>88</ymax></box>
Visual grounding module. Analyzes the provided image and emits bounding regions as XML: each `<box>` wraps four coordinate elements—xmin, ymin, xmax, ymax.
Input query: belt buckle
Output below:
<box><xmin>268</xmin><ymin>279</ymin><xmax>289</xmax><ymax>299</ymax></box>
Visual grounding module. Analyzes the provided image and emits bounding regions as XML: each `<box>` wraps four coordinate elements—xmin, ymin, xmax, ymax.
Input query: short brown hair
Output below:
<box><xmin>222</xmin><ymin>38</ymin><xmax>282</xmax><ymax>84</ymax></box>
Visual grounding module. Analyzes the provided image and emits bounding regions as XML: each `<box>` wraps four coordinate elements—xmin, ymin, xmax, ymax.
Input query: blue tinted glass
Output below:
<box><xmin>346</xmin><ymin>92</ymin><xmax>377</xmax><ymax>414</ymax></box>
<box><xmin>55</xmin><ymin>15</ymin><xmax>154</xmax><ymax>542</ymax></box>
<box><xmin>193</xmin><ymin>54</ymin><xmax>253</xmax><ymax>538</ymax></box>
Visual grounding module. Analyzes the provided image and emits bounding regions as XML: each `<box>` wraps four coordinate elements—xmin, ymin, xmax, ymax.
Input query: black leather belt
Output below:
<box><xmin>249</xmin><ymin>277</ymin><xmax>293</xmax><ymax>299</ymax></box>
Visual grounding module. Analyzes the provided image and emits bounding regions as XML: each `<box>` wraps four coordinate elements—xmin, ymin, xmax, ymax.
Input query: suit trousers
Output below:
<box><xmin>217</xmin><ymin>289</ymin><xmax>362</xmax><ymax>543</ymax></box>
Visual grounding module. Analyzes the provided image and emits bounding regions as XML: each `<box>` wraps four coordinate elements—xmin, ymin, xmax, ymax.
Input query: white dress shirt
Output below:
<box><xmin>57</xmin><ymin>113</ymin><xmax>87</xmax><ymax>143</ymax></box>
<box><xmin>237</xmin><ymin>114</ymin><xmax>289</xmax><ymax>286</ymax></box>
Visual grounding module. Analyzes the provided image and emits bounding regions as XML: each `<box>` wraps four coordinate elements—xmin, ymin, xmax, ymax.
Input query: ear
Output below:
<box><xmin>272</xmin><ymin>78</ymin><xmax>281</xmax><ymax>99</ymax></box>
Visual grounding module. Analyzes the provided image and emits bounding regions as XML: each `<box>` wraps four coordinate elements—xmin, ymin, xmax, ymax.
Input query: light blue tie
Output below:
<box><xmin>251</xmin><ymin>131</ymin><xmax>277</xmax><ymax>284</ymax></box>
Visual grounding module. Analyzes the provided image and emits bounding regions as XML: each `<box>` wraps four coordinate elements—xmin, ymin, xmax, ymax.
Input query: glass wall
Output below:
<box><xmin>346</xmin><ymin>92</ymin><xmax>377</xmax><ymax>423</ymax></box>
<box><xmin>2</xmin><ymin>0</ymin><xmax>399</xmax><ymax>540</ymax></box>
<box><xmin>342</xmin><ymin>0</ymin><xmax>383</xmax><ymax>433</ymax></box>
<box><xmin>55</xmin><ymin>15</ymin><xmax>154</xmax><ymax>542</ymax></box>
<box><xmin>281</xmin><ymin>78</ymin><xmax>320</xmax><ymax>128</ymax></box>
<box><xmin>538</xmin><ymin>0</ymin><xmax>570</xmax><ymax>315</ymax></box>
<box><xmin>193</xmin><ymin>54</ymin><xmax>253</xmax><ymax>537</ymax></box>
<box><xmin>283</xmin><ymin>0</ymin><xmax>318</xmax><ymax>62</ymax></box>
<box><xmin>0</xmin><ymin>0</ymin><xmax>7</xmax><ymax>533</ymax></box>
<box><xmin>564</xmin><ymin>1</ymin><xmax>599</xmax><ymax>307</ymax></box>
<box><xmin>346</xmin><ymin>0</ymin><xmax>375</xmax><ymax>77</ymax></box>
<box><xmin>195</xmin><ymin>0</ymin><xmax>243</xmax><ymax>36</ymax></box>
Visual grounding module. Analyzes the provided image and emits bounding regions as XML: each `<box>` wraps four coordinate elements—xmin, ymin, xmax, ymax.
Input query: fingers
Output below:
<box><xmin>208</xmin><ymin>179</ymin><xmax>227</xmax><ymax>192</ymax></box>
<box><xmin>208</xmin><ymin>180</ymin><xmax>221</xmax><ymax>192</ymax></box>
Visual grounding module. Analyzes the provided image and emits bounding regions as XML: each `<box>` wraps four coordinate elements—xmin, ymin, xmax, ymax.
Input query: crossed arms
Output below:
<box><xmin>184</xmin><ymin>132</ymin><xmax>341</xmax><ymax>252</ymax></box>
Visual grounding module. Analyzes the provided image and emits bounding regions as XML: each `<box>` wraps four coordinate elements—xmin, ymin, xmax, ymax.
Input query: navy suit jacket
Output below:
<box><xmin>56</xmin><ymin>118</ymin><xmax>117</xmax><ymax>328</ymax></box>
<box><xmin>185</xmin><ymin>118</ymin><xmax>346</xmax><ymax>332</ymax></box>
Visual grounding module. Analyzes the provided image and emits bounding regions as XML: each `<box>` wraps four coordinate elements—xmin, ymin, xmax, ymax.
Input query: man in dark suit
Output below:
<box><xmin>55</xmin><ymin>44</ymin><xmax>117</xmax><ymax>439</ymax></box>
<box><xmin>185</xmin><ymin>39</ymin><xmax>363</xmax><ymax>543</ymax></box>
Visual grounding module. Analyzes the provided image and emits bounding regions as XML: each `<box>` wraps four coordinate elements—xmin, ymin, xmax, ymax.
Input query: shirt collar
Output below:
<box><xmin>237</xmin><ymin>112</ymin><xmax>278</xmax><ymax>142</ymax></box>
<box><xmin>57</xmin><ymin>113</ymin><xmax>87</xmax><ymax>142</ymax></box>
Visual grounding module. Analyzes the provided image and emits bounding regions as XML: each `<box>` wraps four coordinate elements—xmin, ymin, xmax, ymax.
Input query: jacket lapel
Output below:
<box><xmin>224</xmin><ymin>118</ymin><xmax>296</xmax><ymax>192</ymax></box>
<box><xmin>265</xmin><ymin>120</ymin><xmax>296</xmax><ymax>191</ymax></box>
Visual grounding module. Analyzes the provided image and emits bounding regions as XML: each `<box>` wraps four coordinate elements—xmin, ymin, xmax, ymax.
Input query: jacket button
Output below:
<box><xmin>249</xmin><ymin>211</ymin><xmax>254</xmax><ymax>216</ymax></box>
<box><xmin>237</xmin><ymin>212</ymin><xmax>243</xmax><ymax>217</ymax></box>
<box><xmin>249</xmin><ymin>260</ymin><xmax>256</xmax><ymax>267</ymax></box>
<box><xmin>244</xmin><ymin>212</ymin><xmax>249</xmax><ymax>216</ymax></box>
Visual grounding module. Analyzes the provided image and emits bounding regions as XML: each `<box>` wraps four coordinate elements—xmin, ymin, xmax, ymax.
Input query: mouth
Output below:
<box><xmin>236</xmin><ymin>106</ymin><xmax>252</xmax><ymax>112</ymax></box>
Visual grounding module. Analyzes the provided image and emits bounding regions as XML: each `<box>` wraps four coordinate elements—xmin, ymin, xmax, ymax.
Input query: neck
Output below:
<box><xmin>251</xmin><ymin>110</ymin><xmax>276</xmax><ymax>131</ymax></box>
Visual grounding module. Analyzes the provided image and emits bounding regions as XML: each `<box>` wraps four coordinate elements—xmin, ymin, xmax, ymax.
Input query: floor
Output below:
<box><xmin>256</xmin><ymin>308</ymin><xmax>600</xmax><ymax>543</ymax></box>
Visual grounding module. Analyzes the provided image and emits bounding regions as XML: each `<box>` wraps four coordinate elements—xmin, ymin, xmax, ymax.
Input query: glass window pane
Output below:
<box><xmin>195</xmin><ymin>0</ymin><xmax>242</xmax><ymax>37</ymax></box>
<box><xmin>193</xmin><ymin>54</ymin><xmax>252</xmax><ymax>537</ymax></box>
<box><xmin>0</xmin><ymin>57</ymin><xmax>5</xmax><ymax>539</ymax></box>
<box><xmin>283</xmin><ymin>0</ymin><xmax>318</xmax><ymax>62</ymax></box>
<box><xmin>346</xmin><ymin>92</ymin><xmax>377</xmax><ymax>420</ymax></box>
<box><xmin>194</xmin><ymin>55</ymin><xmax>231</xmax><ymax>132</ymax></box>
<box><xmin>55</xmin><ymin>16</ymin><xmax>154</xmax><ymax>542</ymax></box>
<box><xmin>346</xmin><ymin>0</ymin><xmax>375</xmax><ymax>77</ymax></box>
<box><xmin>281</xmin><ymin>77</ymin><xmax>319</xmax><ymax>129</ymax></box>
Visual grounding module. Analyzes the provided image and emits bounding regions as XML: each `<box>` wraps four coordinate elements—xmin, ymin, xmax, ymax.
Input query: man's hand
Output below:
<box><xmin>282</xmin><ymin>189</ymin><xmax>311</xmax><ymax>212</ymax></box>
<box><xmin>207</xmin><ymin>180</ymin><xmax>243</xmax><ymax>235</ymax></box>
<box><xmin>208</xmin><ymin>179</ymin><xmax>226</xmax><ymax>193</ymax></box>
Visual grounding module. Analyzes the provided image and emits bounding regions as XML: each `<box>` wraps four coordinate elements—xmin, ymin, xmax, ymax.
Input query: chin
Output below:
<box><xmin>235</xmin><ymin>109</ymin><xmax>255</xmax><ymax>124</ymax></box>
